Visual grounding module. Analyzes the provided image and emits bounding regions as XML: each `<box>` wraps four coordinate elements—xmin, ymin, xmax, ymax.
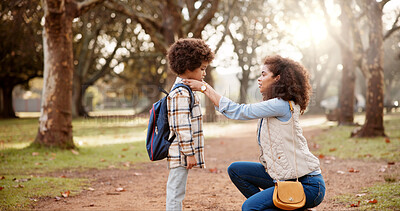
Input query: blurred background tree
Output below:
<box><xmin>0</xmin><ymin>0</ymin><xmax>43</xmax><ymax>118</ymax></box>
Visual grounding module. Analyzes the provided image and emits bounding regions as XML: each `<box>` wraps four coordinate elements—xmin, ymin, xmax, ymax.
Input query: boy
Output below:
<box><xmin>166</xmin><ymin>38</ymin><xmax>214</xmax><ymax>210</ymax></box>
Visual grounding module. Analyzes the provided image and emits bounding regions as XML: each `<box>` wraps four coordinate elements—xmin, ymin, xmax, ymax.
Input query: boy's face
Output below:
<box><xmin>185</xmin><ymin>61</ymin><xmax>209</xmax><ymax>81</ymax></box>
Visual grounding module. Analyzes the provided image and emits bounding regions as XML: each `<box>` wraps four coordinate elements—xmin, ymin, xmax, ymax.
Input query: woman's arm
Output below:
<box><xmin>183</xmin><ymin>79</ymin><xmax>290</xmax><ymax>121</ymax></box>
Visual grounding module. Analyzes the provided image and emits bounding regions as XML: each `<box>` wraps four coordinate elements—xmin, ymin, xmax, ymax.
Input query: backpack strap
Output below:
<box><xmin>171</xmin><ymin>83</ymin><xmax>195</xmax><ymax>112</ymax></box>
<box><xmin>167</xmin><ymin>83</ymin><xmax>196</xmax><ymax>143</ymax></box>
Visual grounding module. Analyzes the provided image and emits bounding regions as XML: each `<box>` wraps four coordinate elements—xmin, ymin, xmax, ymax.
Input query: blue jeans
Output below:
<box><xmin>228</xmin><ymin>162</ymin><xmax>325</xmax><ymax>211</ymax></box>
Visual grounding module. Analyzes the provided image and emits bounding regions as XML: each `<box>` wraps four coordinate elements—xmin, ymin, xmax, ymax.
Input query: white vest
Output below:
<box><xmin>257</xmin><ymin>102</ymin><xmax>320</xmax><ymax>180</ymax></box>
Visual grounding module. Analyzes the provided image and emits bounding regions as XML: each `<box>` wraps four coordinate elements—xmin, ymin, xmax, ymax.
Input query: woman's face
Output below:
<box><xmin>257</xmin><ymin>65</ymin><xmax>279</xmax><ymax>95</ymax></box>
<box><xmin>185</xmin><ymin>61</ymin><xmax>209</xmax><ymax>81</ymax></box>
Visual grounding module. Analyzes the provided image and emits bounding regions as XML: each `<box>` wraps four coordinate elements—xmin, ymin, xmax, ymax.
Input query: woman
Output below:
<box><xmin>183</xmin><ymin>55</ymin><xmax>325</xmax><ymax>210</ymax></box>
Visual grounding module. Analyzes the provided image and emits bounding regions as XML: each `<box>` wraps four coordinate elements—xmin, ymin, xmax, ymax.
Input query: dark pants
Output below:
<box><xmin>228</xmin><ymin>161</ymin><xmax>325</xmax><ymax>211</ymax></box>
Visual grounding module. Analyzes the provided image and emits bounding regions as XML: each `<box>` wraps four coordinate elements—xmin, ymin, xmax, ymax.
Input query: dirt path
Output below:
<box><xmin>33</xmin><ymin>121</ymin><xmax>397</xmax><ymax>210</ymax></box>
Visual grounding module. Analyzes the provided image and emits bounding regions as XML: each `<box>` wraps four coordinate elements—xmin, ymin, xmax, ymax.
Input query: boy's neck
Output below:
<box><xmin>178</xmin><ymin>74</ymin><xmax>190</xmax><ymax>79</ymax></box>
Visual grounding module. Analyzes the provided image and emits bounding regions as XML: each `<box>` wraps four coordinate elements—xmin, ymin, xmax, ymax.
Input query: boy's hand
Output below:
<box><xmin>186</xmin><ymin>155</ymin><xmax>197</xmax><ymax>169</ymax></box>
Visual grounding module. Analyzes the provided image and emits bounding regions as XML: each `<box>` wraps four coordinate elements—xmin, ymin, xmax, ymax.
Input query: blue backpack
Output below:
<box><xmin>146</xmin><ymin>83</ymin><xmax>195</xmax><ymax>161</ymax></box>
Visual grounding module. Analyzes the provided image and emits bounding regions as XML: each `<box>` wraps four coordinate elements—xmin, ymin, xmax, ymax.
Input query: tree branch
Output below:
<box><xmin>318</xmin><ymin>0</ymin><xmax>348</xmax><ymax>49</ymax></box>
<box><xmin>192</xmin><ymin>0</ymin><xmax>219</xmax><ymax>37</ymax></box>
<box><xmin>383</xmin><ymin>12</ymin><xmax>400</xmax><ymax>40</ymax></box>
<box><xmin>85</xmin><ymin>23</ymin><xmax>127</xmax><ymax>85</ymax></box>
<box><xmin>214</xmin><ymin>0</ymin><xmax>236</xmax><ymax>54</ymax></box>
<box><xmin>76</xmin><ymin>0</ymin><xmax>105</xmax><ymax>16</ymax></box>
<box><xmin>379</xmin><ymin>0</ymin><xmax>391</xmax><ymax>9</ymax></box>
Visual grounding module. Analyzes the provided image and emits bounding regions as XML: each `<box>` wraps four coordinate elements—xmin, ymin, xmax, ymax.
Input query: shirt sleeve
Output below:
<box><xmin>167</xmin><ymin>89</ymin><xmax>195</xmax><ymax>156</ymax></box>
<box><xmin>215</xmin><ymin>96</ymin><xmax>291</xmax><ymax>121</ymax></box>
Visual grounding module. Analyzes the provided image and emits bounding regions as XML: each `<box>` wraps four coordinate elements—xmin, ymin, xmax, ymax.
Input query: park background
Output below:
<box><xmin>1</xmin><ymin>0</ymin><xmax>400</xmax><ymax>210</ymax></box>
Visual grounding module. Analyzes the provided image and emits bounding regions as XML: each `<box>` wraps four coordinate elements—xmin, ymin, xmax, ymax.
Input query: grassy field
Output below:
<box><xmin>314</xmin><ymin>113</ymin><xmax>400</xmax><ymax>210</ymax></box>
<box><xmin>1</xmin><ymin>113</ymin><xmax>399</xmax><ymax>210</ymax></box>
<box><xmin>315</xmin><ymin>114</ymin><xmax>400</xmax><ymax>162</ymax></box>
<box><xmin>0</xmin><ymin>117</ymin><xmax>150</xmax><ymax>210</ymax></box>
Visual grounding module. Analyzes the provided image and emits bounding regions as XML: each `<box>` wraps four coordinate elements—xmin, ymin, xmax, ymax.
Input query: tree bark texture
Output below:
<box><xmin>34</xmin><ymin>0</ymin><xmax>75</xmax><ymax>148</ymax></box>
<box><xmin>352</xmin><ymin>0</ymin><xmax>385</xmax><ymax>137</ymax></box>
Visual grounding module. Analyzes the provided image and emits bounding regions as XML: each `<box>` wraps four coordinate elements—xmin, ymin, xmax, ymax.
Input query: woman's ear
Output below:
<box><xmin>275</xmin><ymin>75</ymin><xmax>280</xmax><ymax>82</ymax></box>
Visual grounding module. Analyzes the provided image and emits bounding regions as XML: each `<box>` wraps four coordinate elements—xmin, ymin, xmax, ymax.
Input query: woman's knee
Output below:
<box><xmin>227</xmin><ymin>162</ymin><xmax>239</xmax><ymax>176</ymax></box>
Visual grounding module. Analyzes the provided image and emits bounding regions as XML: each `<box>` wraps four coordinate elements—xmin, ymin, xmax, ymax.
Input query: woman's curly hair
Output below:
<box><xmin>167</xmin><ymin>38</ymin><xmax>214</xmax><ymax>75</ymax></box>
<box><xmin>263</xmin><ymin>55</ymin><xmax>311</xmax><ymax>114</ymax></box>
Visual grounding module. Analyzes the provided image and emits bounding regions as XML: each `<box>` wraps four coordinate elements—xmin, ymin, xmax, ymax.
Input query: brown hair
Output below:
<box><xmin>263</xmin><ymin>55</ymin><xmax>311</xmax><ymax>114</ymax></box>
<box><xmin>167</xmin><ymin>38</ymin><xmax>214</xmax><ymax>75</ymax></box>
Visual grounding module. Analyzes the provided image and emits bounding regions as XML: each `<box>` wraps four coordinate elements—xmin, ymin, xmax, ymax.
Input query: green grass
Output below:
<box><xmin>314</xmin><ymin>114</ymin><xmax>400</xmax><ymax>161</ymax></box>
<box><xmin>0</xmin><ymin>141</ymin><xmax>148</xmax><ymax>175</ymax></box>
<box><xmin>334</xmin><ymin>181</ymin><xmax>400</xmax><ymax>210</ymax></box>
<box><xmin>0</xmin><ymin>175</ymin><xmax>88</xmax><ymax>210</ymax></box>
<box><xmin>0</xmin><ymin>116</ymin><xmax>149</xmax><ymax>210</ymax></box>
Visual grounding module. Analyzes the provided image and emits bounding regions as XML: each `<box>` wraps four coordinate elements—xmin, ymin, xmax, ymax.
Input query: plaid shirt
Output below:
<box><xmin>166</xmin><ymin>77</ymin><xmax>205</xmax><ymax>169</ymax></box>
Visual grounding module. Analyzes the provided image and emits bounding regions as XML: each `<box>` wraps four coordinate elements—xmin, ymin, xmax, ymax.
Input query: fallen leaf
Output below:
<box><xmin>13</xmin><ymin>184</ymin><xmax>24</xmax><ymax>188</ymax></box>
<box><xmin>32</xmin><ymin>152</ymin><xmax>39</xmax><ymax>156</ymax></box>
<box><xmin>0</xmin><ymin>187</ymin><xmax>4</xmax><ymax>191</ymax></box>
<box><xmin>337</xmin><ymin>170</ymin><xmax>345</xmax><ymax>174</ymax></box>
<box><xmin>0</xmin><ymin>176</ymin><xmax>5</xmax><ymax>180</ymax></box>
<box><xmin>388</xmin><ymin>161</ymin><xmax>395</xmax><ymax>165</ymax></box>
<box><xmin>356</xmin><ymin>193</ymin><xmax>366</xmax><ymax>197</ymax></box>
<box><xmin>100</xmin><ymin>158</ymin><xmax>106</xmax><ymax>162</ymax></box>
<box><xmin>115</xmin><ymin>187</ymin><xmax>125</xmax><ymax>192</ymax></box>
<box><xmin>123</xmin><ymin>162</ymin><xmax>130</xmax><ymax>167</ymax></box>
<box><xmin>70</xmin><ymin>149</ymin><xmax>79</xmax><ymax>155</ymax></box>
<box><xmin>385</xmin><ymin>138</ymin><xmax>390</xmax><ymax>143</ymax></box>
<box><xmin>318</xmin><ymin>154</ymin><xmax>325</xmax><ymax>159</ymax></box>
<box><xmin>349</xmin><ymin>168</ymin><xmax>360</xmax><ymax>173</ymax></box>
<box><xmin>209</xmin><ymin>168</ymin><xmax>219</xmax><ymax>173</ymax></box>
<box><xmin>122</xmin><ymin>148</ymin><xmax>128</xmax><ymax>151</ymax></box>
<box><xmin>61</xmin><ymin>190</ymin><xmax>70</xmax><ymax>198</ymax></box>
<box><xmin>350</xmin><ymin>201</ymin><xmax>360</xmax><ymax>207</ymax></box>
<box><xmin>133</xmin><ymin>172</ymin><xmax>142</xmax><ymax>176</ymax></box>
<box><xmin>35</xmin><ymin>162</ymin><xmax>42</xmax><ymax>166</ymax></box>
<box><xmin>59</xmin><ymin>175</ymin><xmax>67</xmax><ymax>178</ymax></box>
<box><xmin>368</xmin><ymin>199</ymin><xmax>378</xmax><ymax>204</ymax></box>
<box><xmin>378</xmin><ymin>166</ymin><xmax>387</xmax><ymax>172</ymax></box>
<box><xmin>16</xmin><ymin>178</ymin><xmax>31</xmax><ymax>182</ymax></box>
<box><xmin>87</xmin><ymin>187</ymin><xmax>95</xmax><ymax>191</ymax></box>
<box><xmin>55</xmin><ymin>196</ymin><xmax>62</xmax><ymax>201</ymax></box>
<box><xmin>118</xmin><ymin>155</ymin><xmax>126</xmax><ymax>158</ymax></box>
<box><xmin>329</xmin><ymin>148</ymin><xmax>337</xmax><ymax>152</ymax></box>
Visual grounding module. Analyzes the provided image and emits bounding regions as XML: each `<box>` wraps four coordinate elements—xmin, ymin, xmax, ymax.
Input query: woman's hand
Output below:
<box><xmin>182</xmin><ymin>79</ymin><xmax>204</xmax><ymax>92</ymax></box>
<box><xmin>183</xmin><ymin>78</ymin><xmax>222</xmax><ymax>107</ymax></box>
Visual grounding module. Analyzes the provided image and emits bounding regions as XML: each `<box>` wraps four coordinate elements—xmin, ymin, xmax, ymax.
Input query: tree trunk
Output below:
<box><xmin>352</xmin><ymin>0</ymin><xmax>385</xmax><ymax>137</ymax></box>
<box><xmin>0</xmin><ymin>86</ymin><xmax>17</xmax><ymax>118</ymax></box>
<box><xmin>337</xmin><ymin>7</ymin><xmax>355</xmax><ymax>125</ymax></box>
<box><xmin>338</xmin><ymin>50</ymin><xmax>355</xmax><ymax>125</ymax></box>
<box><xmin>34</xmin><ymin>1</ymin><xmax>75</xmax><ymax>148</ymax></box>
<box><xmin>204</xmin><ymin>66</ymin><xmax>216</xmax><ymax>122</ymax></box>
<box><xmin>72</xmin><ymin>75</ymin><xmax>89</xmax><ymax>117</ymax></box>
<box><xmin>239</xmin><ymin>69</ymin><xmax>250</xmax><ymax>104</ymax></box>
